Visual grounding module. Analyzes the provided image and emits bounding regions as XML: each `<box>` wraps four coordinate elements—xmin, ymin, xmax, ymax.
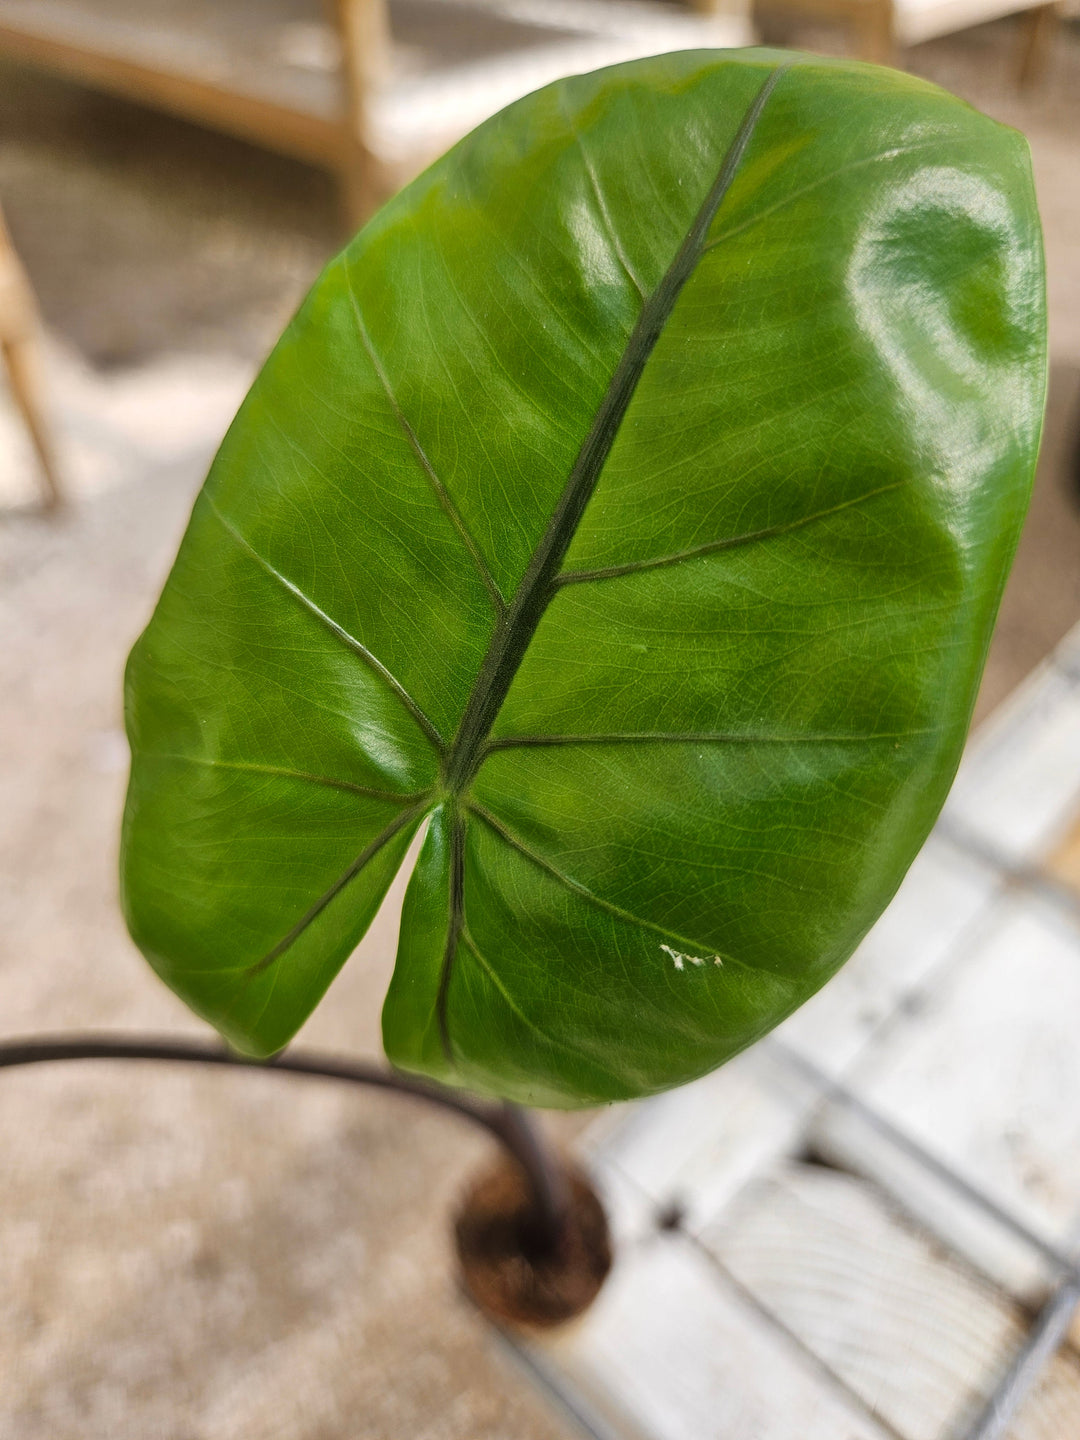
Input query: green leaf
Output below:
<box><xmin>121</xmin><ymin>49</ymin><xmax>1046</xmax><ymax>1106</ymax></box>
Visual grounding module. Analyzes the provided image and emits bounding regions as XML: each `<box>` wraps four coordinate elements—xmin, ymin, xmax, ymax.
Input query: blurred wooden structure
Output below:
<box><xmin>0</xmin><ymin>0</ymin><xmax>390</xmax><ymax>226</ymax></box>
<box><xmin>754</xmin><ymin>0</ymin><xmax>1060</xmax><ymax>69</ymax></box>
<box><xmin>0</xmin><ymin>206</ymin><xmax>61</xmax><ymax>510</ymax></box>
<box><xmin>0</xmin><ymin>0</ymin><xmax>748</xmax><ymax>230</ymax></box>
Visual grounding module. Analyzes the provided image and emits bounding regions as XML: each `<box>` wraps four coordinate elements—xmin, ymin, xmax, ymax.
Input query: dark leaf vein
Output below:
<box><xmin>138</xmin><ymin>752</ymin><xmax>430</xmax><ymax>804</ymax></box>
<box><xmin>483</xmin><ymin>727</ymin><xmax>935</xmax><ymax>753</ymax></box>
<box><xmin>554</xmin><ymin>481</ymin><xmax>906</xmax><ymax>586</ymax></box>
<box><xmin>443</xmin><ymin>63</ymin><xmax>791</xmax><ymax>792</ymax></box>
<box><xmin>244</xmin><ymin>799</ymin><xmax>429</xmax><ymax>979</ymax></box>
<box><xmin>459</xmin><ymin>926</ymin><xmax>625</xmax><ymax>1086</ymax></box>
<box><xmin>467</xmin><ymin>802</ymin><xmax>742</xmax><ymax>967</ymax></box>
<box><xmin>204</xmin><ymin>494</ymin><xmax>445</xmax><ymax>751</ymax></box>
<box><xmin>436</xmin><ymin>808</ymin><xmax>466</xmax><ymax>1063</ymax></box>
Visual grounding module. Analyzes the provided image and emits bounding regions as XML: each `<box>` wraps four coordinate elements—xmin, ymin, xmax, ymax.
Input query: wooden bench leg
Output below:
<box><xmin>338</xmin><ymin>138</ymin><xmax>384</xmax><ymax>233</ymax></box>
<box><xmin>1018</xmin><ymin>2</ymin><xmax>1059</xmax><ymax>88</ymax></box>
<box><xmin>853</xmin><ymin>0</ymin><xmax>896</xmax><ymax>65</ymax></box>
<box><xmin>335</xmin><ymin>0</ymin><xmax>390</xmax><ymax>232</ymax></box>
<box><xmin>0</xmin><ymin>214</ymin><xmax>61</xmax><ymax>511</ymax></box>
<box><xmin>1</xmin><ymin>330</ymin><xmax>62</xmax><ymax>511</ymax></box>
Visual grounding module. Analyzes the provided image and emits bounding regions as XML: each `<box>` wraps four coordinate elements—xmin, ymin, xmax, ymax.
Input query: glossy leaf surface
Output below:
<box><xmin>121</xmin><ymin>50</ymin><xmax>1045</xmax><ymax>1105</ymax></box>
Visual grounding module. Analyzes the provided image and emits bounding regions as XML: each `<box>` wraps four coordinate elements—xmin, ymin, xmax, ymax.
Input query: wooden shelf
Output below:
<box><xmin>0</xmin><ymin>0</ymin><xmax>751</xmax><ymax>220</ymax></box>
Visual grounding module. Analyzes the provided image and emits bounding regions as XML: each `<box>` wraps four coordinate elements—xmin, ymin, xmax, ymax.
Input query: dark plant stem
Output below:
<box><xmin>0</xmin><ymin>1033</ymin><xmax>571</xmax><ymax>1253</ymax></box>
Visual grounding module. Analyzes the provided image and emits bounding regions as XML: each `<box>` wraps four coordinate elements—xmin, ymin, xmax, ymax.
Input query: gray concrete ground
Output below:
<box><xmin>1</xmin><ymin>11</ymin><xmax>1079</xmax><ymax>1439</ymax></box>
<box><xmin>0</xmin><ymin>453</ymin><xmax>581</xmax><ymax>1440</ymax></box>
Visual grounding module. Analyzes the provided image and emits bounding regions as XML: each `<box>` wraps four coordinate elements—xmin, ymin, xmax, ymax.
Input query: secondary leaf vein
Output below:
<box><xmin>244</xmin><ymin>799</ymin><xmax>429</xmax><ymax>979</ymax></box>
<box><xmin>435</xmin><ymin>808</ymin><xmax>466</xmax><ymax>1063</ymax></box>
<box><xmin>204</xmin><ymin>494</ymin><xmax>445</xmax><ymax>751</ymax></box>
<box><xmin>344</xmin><ymin>272</ymin><xmax>508</xmax><ymax>617</ymax></box>
<box><xmin>468</xmin><ymin>802</ymin><xmax>740</xmax><ymax>966</ymax></box>
<box><xmin>559</xmin><ymin>93</ymin><xmax>648</xmax><ymax>301</ymax></box>
<box><xmin>459</xmin><ymin>926</ymin><xmax>625</xmax><ymax>1085</ymax></box>
<box><xmin>137</xmin><ymin>752</ymin><xmax>431</xmax><ymax>804</ymax></box>
<box><xmin>554</xmin><ymin>481</ymin><xmax>906</xmax><ymax>586</ymax></box>
<box><xmin>483</xmin><ymin>728</ymin><xmax>934</xmax><ymax>753</ymax></box>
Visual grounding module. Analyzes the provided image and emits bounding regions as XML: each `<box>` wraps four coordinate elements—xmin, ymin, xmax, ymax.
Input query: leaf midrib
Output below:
<box><xmin>238</xmin><ymin>64</ymin><xmax>790</xmax><ymax>993</ymax></box>
<box><xmin>442</xmin><ymin>63</ymin><xmax>789</xmax><ymax>795</ymax></box>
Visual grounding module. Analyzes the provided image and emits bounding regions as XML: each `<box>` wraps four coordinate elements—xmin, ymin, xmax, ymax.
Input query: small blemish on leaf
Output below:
<box><xmin>661</xmin><ymin>944</ymin><xmax>722</xmax><ymax>970</ymax></box>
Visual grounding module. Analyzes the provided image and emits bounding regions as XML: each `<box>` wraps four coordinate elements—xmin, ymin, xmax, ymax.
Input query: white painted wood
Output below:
<box><xmin>810</xmin><ymin>1091</ymin><xmax>1054</xmax><ymax>1317</ymax></box>
<box><xmin>541</xmin><ymin>653</ymin><xmax>1080</xmax><ymax>1440</ymax></box>
<box><xmin>585</xmin><ymin>1153</ymin><xmax>660</xmax><ymax>1252</ymax></box>
<box><xmin>705</xmin><ymin>1161</ymin><xmax>1031</xmax><ymax>1440</ymax></box>
<box><xmin>832</xmin><ymin>895</ymin><xmax>1080</xmax><ymax>1250</ymax></box>
<box><xmin>943</xmin><ymin>663</ymin><xmax>1080</xmax><ymax>865</ymax></box>
<box><xmin>587</xmin><ymin>1047</ymin><xmax>817</xmax><ymax>1235</ymax></box>
<box><xmin>779</xmin><ymin>833</ymin><xmax>999</xmax><ymax>1078</ymax></box>
<box><xmin>531</xmin><ymin>1236</ymin><xmax>892</xmax><ymax>1440</ymax></box>
<box><xmin>1053</xmin><ymin>622</ymin><xmax>1080</xmax><ymax>683</ymax></box>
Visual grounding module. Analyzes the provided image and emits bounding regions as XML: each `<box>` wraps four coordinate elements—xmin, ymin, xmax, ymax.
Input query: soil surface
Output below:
<box><xmin>456</xmin><ymin>1159</ymin><xmax>612</xmax><ymax>1329</ymax></box>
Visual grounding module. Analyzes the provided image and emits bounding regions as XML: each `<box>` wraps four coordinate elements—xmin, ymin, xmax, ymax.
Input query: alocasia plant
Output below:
<box><xmin>120</xmin><ymin>48</ymin><xmax>1046</xmax><ymax>1107</ymax></box>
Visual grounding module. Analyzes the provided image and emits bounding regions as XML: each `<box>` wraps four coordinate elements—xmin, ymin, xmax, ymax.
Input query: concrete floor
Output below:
<box><xmin>0</xmin><ymin>12</ymin><xmax>1079</xmax><ymax>1440</ymax></box>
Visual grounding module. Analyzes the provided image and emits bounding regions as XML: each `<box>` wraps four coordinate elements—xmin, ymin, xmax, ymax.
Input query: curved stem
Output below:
<box><xmin>493</xmin><ymin>1099</ymin><xmax>572</xmax><ymax>1250</ymax></box>
<box><xmin>0</xmin><ymin>1033</ymin><xmax>570</xmax><ymax>1251</ymax></box>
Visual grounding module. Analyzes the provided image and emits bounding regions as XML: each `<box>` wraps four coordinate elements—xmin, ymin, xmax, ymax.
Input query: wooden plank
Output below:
<box><xmin>895</xmin><ymin>0</ymin><xmax>1059</xmax><ymax>45</ymax></box>
<box><xmin>779</xmin><ymin>832</ymin><xmax>998</xmax><ymax>1078</ymax></box>
<box><xmin>707</xmin><ymin>1161</ymin><xmax>1031</xmax><ymax>1440</ymax></box>
<box><xmin>0</xmin><ymin>207</ymin><xmax>61</xmax><ymax>509</ymax></box>
<box><xmin>0</xmin><ymin>20</ymin><xmax>348</xmax><ymax>165</ymax></box>
<box><xmin>1009</xmin><ymin>1347</ymin><xmax>1080</xmax><ymax>1439</ymax></box>
<box><xmin>755</xmin><ymin>0</ymin><xmax>1052</xmax><ymax>51</ymax></box>
<box><xmin>334</xmin><ymin>0</ymin><xmax>388</xmax><ymax>225</ymax></box>
<box><xmin>532</xmin><ymin>1236</ymin><xmax>892</xmax><ymax>1440</ymax></box>
<box><xmin>943</xmin><ymin>663</ymin><xmax>1080</xmax><ymax>865</ymax></box>
<box><xmin>1046</xmin><ymin>808</ymin><xmax>1080</xmax><ymax>895</ymax></box>
<box><xmin>840</xmin><ymin>896</ymin><xmax>1080</xmax><ymax>1249</ymax></box>
<box><xmin>0</xmin><ymin>0</ymin><xmax>343</xmax><ymax>110</ymax></box>
<box><xmin>588</xmin><ymin>1047</ymin><xmax>817</xmax><ymax>1234</ymax></box>
<box><xmin>852</xmin><ymin>0</ymin><xmax>895</xmax><ymax>63</ymax></box>
<box><xmin>811</xmin><ymin>1088</ymin><xmax>1055</xmax><ymax>1327</ymax></box>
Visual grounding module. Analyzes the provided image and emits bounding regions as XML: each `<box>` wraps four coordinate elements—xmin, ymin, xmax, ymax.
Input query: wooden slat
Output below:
<box><xmin>709</xmin><ymin>1162</ymin><xmax>1033</xmax><ymax>1440</ymax></box>
<box><xmin>534</xmin><ymin>1236</ymin><xmax>893</xmax><ymax>1440</ymax></box>
<box><xmin>811</xmin><ymin>1090</ymin><xmax>1055</xmax><ymax>1327</ymax></box>
<box><xmin>943</xmin><ymin>664</ymin><xmax>1080</xmax><ymax>866</ymax></box>
<box><xmin>1046</xmin><ymin>809</ymin><xmax>1080</xmax><ymax>894</ymax></box>
<box><xmin>589</xmin><ymin>1047</ymin><xmax>816</xmax><ymax>1234</ymax></box>
<box><xmin>334</xmin><ymin>0</ymin><xmax>389</xmax><ymax>224</ymax></box>
<box><xmin>0</xmin><ymin>20</ymin><xmax>348</xmax><ymax>165</ymax></box>
<box><xmin>1010</xmin><ymin>1347</ymin><xmax>1080</xmax><ymax>1440</ymax></box>
<box><xmin>778</xmin><ymin>832</ymin><xmax>997</xmax><ymax>1079</ymax></box>
<box><xmin>0</xmin><ymin>207</ymin><xmax>62</xmax><ymax>510</ymax></box>
<box><xmin>837</xmin><ymin>896</ymin><xmax>1080</xmax><ymax>1249</ymax></box>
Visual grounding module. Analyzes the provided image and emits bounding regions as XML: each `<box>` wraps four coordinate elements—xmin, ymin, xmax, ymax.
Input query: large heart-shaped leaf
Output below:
<box><xmin>121</xmin><ymin>49</ymin><xmax>1045</xmax><ymax>1106</ymax></box>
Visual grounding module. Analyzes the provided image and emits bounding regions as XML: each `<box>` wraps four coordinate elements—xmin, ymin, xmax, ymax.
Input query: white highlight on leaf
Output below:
<box><xmin>661</xmin><ymin>944</ymin><xmax>723</xmax><ymax>971</ymax></box>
